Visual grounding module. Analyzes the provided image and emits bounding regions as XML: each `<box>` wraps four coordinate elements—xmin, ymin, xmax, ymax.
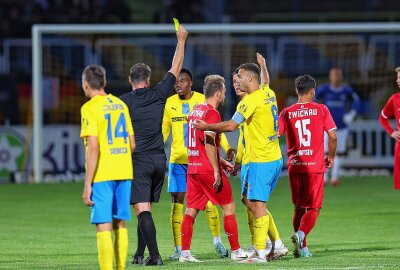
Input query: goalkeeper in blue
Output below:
<box><xmin>316</xmin><ymin>67</ymin><xmax>360</xmax><ymax>186</ymax></box>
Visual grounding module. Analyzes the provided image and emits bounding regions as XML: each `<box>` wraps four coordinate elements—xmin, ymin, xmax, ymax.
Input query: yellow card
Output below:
<box><xmin>173</xmin><ymin>18</ymin><xmax>180</xmax><ymax>32</ymax></box>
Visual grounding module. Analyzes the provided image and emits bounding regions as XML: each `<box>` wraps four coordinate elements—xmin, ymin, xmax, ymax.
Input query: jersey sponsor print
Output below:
<box><xmin>187</xmin><ymin>103</ymin><xmax>222</xmax><ymax>175</ymax></box>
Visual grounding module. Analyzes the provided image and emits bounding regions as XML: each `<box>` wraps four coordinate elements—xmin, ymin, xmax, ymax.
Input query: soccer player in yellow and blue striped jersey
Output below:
<box><xmin>195</xmin><ymin>54</ymin><xmax>287</xmax><ymax>263</ymax></box>
<box><xmin>80</xmin><ymin>65</ymin><xmax>135</xmax><ymax>270</ymax></box>
<box><xmin>162</xmin><ymin>68</ymin><xmax>234</xmax><ymax>259</ymax></box>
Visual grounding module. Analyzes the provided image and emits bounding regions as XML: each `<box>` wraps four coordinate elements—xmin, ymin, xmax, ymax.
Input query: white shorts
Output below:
<box><xmin>324</xmin><ymin>128</ymin><xmax>348</xmax><ymax>154</ymax></box>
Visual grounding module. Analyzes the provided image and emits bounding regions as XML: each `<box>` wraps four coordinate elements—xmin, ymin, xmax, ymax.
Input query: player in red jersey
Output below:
<box><xmin>179</xmin><ymin>75</ymin><xmax>250</xmax><ymax>263</ymax></box>
<box><xmin>379</xmin><ymin>67</ymin><xmax>400</xmax><ymax>190</ymax></box>
<box><xmin>279</xmin><ymin>75</ymin><xmax>337</xmax><ymax>258</ymax></box>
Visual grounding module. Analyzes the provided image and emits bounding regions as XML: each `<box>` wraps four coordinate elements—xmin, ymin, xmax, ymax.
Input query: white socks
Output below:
<box><xmin>213</xmin><ymin>236</ymin><xmax>222</xmax><ymax>245</ymax></box>
<box><xmin>181</xmin><ymin>250</ymin><xmax>191</xmax><ymax>257</ymax></box>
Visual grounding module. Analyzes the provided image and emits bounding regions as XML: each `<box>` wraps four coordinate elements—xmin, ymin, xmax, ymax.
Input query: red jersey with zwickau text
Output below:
<box><xmin>187</xmin><ymin>103</ymin><xmax>221</xmax><ymax>175</ymax></box>
<box><xmin>279</xmin><ymin>102</ymin><xmax>336</xmax><ymax>173</ymax></box>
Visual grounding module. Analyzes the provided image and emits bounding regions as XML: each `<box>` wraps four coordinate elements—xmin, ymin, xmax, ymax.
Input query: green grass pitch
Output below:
<box><xmin>1</xmin><ymin>176</ymin><xmax>399</xmax><ymax>269</ymax></box>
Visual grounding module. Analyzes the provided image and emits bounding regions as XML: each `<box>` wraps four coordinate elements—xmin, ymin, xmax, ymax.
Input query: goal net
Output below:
<box><xmin>26</xmin><ymin>23</ymin><xmax>399</xmax><ymax>182</ymax></box>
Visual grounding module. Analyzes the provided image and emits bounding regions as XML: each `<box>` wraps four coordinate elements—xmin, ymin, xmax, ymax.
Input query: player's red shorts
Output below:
<box><xmin>289</xmin><ymin>172</ymin><xmax>324</xmax><ymax>208</ymax></box>
<box><xmin>186</xmin><ymin>173</ymin><xmax>234</xmax><ymax>210</ymax></box>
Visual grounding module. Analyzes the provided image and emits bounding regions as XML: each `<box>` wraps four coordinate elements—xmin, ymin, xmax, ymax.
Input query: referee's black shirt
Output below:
<box><xmin>120</xmin><ymin>72</ymin><xmax>176</xmax><ymax>154</ymax></box>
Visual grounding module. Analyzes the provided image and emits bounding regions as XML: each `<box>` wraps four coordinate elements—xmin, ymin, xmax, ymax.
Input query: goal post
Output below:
<box><xmin>32</xmin><ymin>22</ymin><xmax>400</xmax><ymax>183</ymax></box>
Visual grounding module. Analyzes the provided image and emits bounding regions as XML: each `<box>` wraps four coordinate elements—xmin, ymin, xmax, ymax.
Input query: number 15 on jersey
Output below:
<box><xmin>295</xmin><ymin>118</ymin><xmax>311</xmax><ymax>147</ymax></box>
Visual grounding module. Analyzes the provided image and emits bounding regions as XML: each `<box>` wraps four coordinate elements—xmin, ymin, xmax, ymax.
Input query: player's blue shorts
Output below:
<box><xmin>168</xmin><ymin>163</ymin><xmax>188</xmax><ymax>193</ymax></box>
<box><xmin>240</xmin><ymin>163</ymin><xmax>249</xmax><ymax>195</ymax></box>
<box><xmin>91</xmin><ymin>180</ymin><xmax>131</xmax><ymax>224</ymax></box>
<box><xmin>243</xmin><ymin>159</ymin><xmax>283</xmax><ymax>202</ymax></box>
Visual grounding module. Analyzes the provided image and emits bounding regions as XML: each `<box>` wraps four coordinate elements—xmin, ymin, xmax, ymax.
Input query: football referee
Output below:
<box><xmin>120</xmin><ymin>24</ymin><xmax>188</xmax><ymax>266</ymax></box>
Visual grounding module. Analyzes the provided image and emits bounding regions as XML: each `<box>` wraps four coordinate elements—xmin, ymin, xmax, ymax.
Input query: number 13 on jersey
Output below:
<box><xmin>188</xmin><ymin>119</ymin><xmax>196</xmax><ymax>148</ymax></box>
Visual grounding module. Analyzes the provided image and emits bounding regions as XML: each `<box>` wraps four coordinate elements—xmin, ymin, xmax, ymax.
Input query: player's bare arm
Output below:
<box><xmin>325</xmin><ymin>130</ymin><xmax>337</xmax><ymax>168</ymax></box>
<box><xmin>194</xmin><ymin>119</ymin><xmax>239</xmax><ymax>132</ymax></box>
<box><xmin>204</xmin><ymin>132</ymin><xmax>222</xmax><ymax>189</ymax></box>
<box><xmin>220</xmin><ymin>134</ymin><xmax>236</xmax><ymax>161</ymax></box>
<box><xmin>129</xmin><ymin>135</ymin><xmax>136</xmax><ymax>152</ymax></box>
<box><xmin>220</xmin><ymin>157</ymin><xmax>234</xmax><ymax>173</ymax></box>
<box><xmin>256</xmin><ymin>53</ymin><xmax>270</xmax><ymax>85</ymax></box>
<box><xmin>169</xmin><ymin>25</ymin><xmax>188</xmax><ymax>78</ymax></box>
<box><xmin>82</xmin><ymin>135</ymin><xmax>98</xmax><ymax>206</ymax></box>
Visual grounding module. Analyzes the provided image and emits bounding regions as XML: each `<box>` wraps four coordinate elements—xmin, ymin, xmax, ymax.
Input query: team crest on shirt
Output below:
<box><xmin>182</xmin><ymin>103</ymin><xmax>190</xmax><ymax>114</ymax></box>
<box><xmin>82</xmin><ymin>118</ymin><xmax>89</xmax><ymax>127</ymax></box>
<box><xmin>264</xmin><ymin>96</ymin><xmax>276</xmax><ymax>104</ymax></box>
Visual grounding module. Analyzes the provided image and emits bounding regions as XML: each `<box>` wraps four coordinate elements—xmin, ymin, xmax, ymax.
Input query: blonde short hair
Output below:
<box><xmin>203</xmin><ymin>75</ymin><xmax>225</xmax><ymax>98</ymax></box>
<box><xmin>395</xmin><ymin>67</ymin><xmax>400</xmax><ymax>73</ymax></box>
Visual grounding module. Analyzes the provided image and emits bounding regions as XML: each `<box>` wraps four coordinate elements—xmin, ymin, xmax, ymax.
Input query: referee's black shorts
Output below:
<box><xmin>130</xmin><ymin>152</ymin><xmax>166</xmax><ymax>205</ymax></box>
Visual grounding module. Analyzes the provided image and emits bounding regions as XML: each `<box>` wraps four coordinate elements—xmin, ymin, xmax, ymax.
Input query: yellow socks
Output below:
<box><xmin>97</xmin><ymin>231</ymin><xmax>114</xmax><ymax>270</ymax></box>
<box><xmin>246</xmin><ymin>207</ymin><xmax>255</xmax><ymax>246</ymax></box>
<box><xmin>170</xmin><ymin>203</ymin><xmax>184</xmax><ymax>247</ymax></box>
<box><xmin>205</xmin><ymin>201</ymin><xmax>221</xmax><ymax>238</ymax></box>
<box><xmin>254</xmin><ymin>215</ymin><xmax>269</xmax><ymax>254</ymax></box>
<box><xmin>267</xmin><ymin>210</ymin><xmax>280</xmax><ymax>242</ymax></box>
<box><xmin>114</xmin><ymin>228</ymin><xmax>128</xmax><ymax>270</ymax></box>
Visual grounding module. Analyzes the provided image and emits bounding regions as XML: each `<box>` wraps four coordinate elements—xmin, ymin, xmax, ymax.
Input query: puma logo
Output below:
<box><xmin>171</xmin><ymin>107</ymin><xmax>177</xmax><ymax>111</ymax></box>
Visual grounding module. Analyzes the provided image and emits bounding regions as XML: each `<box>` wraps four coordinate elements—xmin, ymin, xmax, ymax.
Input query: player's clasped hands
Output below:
<box><xmin>231</xmin><ymin>163</ymin><xmax>241</xmax><ymax>176</ymax></box>
<box><xmin>221</xmin><ymin>159</ymin><xmax>234</xmax><ymax>173</ymax></box>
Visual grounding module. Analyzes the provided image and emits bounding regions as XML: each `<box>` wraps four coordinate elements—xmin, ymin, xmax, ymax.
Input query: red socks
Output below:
<box><xmin>181</xmin><ymin>214</ymin><xmax>195</xmax><ymax>250</ymax></box>
<box><xmin>294</xmin><ymin>207</ymin><xmax>320</xmax><ymax>247</ymax></box>
<box><xmin>293</xmin><ymin>207</ymin><xmax>305</xmax><ymax>232</ymax></box>
<box><xmin>181</xmin><ymin>213</ymin><xmax>241</xmax><ymax>251</ymax></box>
<box><xmin>299</xmin><ymin>209</ymin><xmax>319</xmax><ymax>236</ymax></box>
<box><xmin>223</xmin><ymin>214</ymin><xmax>240</xmax><ymax>251</ymax></box>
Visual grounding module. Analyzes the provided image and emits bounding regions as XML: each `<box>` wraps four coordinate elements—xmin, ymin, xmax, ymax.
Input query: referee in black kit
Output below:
<box><xmin>120</xmin><ymin>24</ymin><xmax>188</xmax><ymax>266</ymax></box>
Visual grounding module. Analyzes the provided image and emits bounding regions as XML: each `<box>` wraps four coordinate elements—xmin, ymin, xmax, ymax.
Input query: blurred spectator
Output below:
<box><xmin>104</xmin><ymin>0</ymin><xmax>131</xmax><ymax>23</ymax></box>
<box><xmin>0</xmin><ymin>75</ymin><xmax>19</xmax><ymax>124</ymax></box>
<box><xmin>154</xmin><ymin>0</ymin><xmax>204</xmax><ymax>23</ymax></box>
<box><xmin>316</xmin><ymin>67</ymin><xmax>361</xmax><ymax>186</ymax></box>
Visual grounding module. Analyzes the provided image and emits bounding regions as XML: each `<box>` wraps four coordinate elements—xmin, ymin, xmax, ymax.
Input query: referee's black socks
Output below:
<box><xmin>134</xmin><ymin>223</ymin><xmax>146</xmax><ymax>257</ymax></box>
<box><xmin>138</xmin><ymin>211</ymin><xmax>160</xmax><ymax>257</ymax></box>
